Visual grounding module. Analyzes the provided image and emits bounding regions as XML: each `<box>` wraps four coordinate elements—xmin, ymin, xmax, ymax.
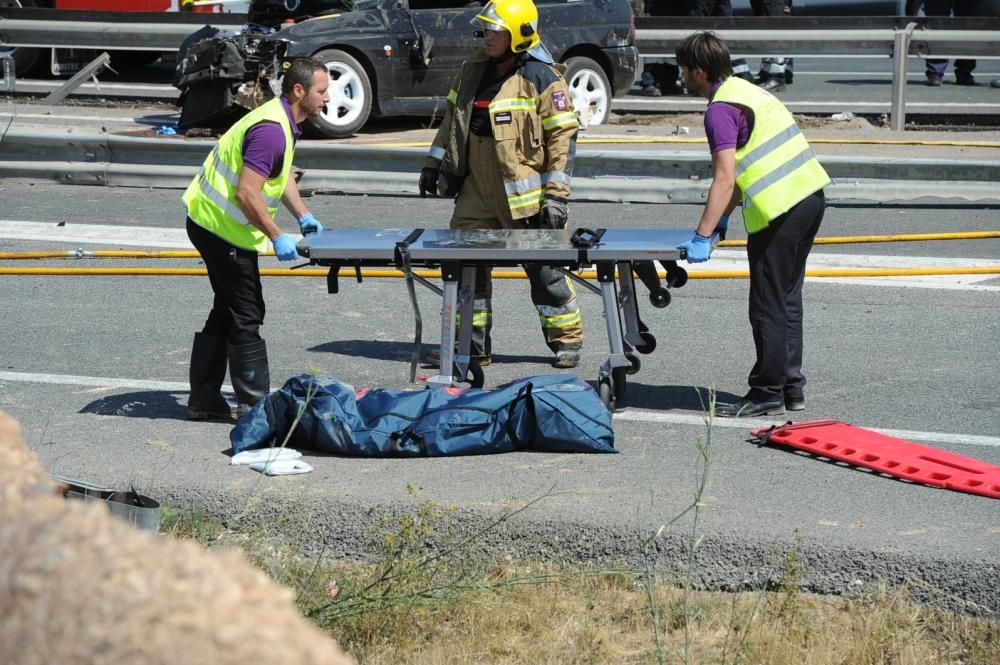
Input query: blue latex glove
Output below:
<box><xmin>273</xmin><ymin>234</ymin><xmax>299</xmax><ymax>261</ymax></box>
<box><xmin>716</xmin><ymin>214</ymin><xmax>729</xmax><ymax>240</ymax></box>
<box><xmin>678</xmin><ymin>232</ymin><xmax>713</xmax><ymax>263</ymax></box>
<box><xmin>297</xmin><ymin>212</ymin><xmax>323</xmax><ymax>236</ymax></box>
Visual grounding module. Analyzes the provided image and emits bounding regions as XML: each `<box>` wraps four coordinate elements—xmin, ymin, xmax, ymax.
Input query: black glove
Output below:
<box><xmin>539</xmin><ymin>197</ymin><xmax>569</xmax><ymax>230</ymax></box>
<box><xmin>418</xmin><ymin>166</ymin><xmax>440</xmax><ymax>198</ymax></box>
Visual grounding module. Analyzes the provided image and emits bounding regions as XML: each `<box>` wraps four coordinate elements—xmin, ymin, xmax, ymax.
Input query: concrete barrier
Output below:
<box><xmin>2</xmin><ymin>127</ymin><xmax>999</xmax><ymax>204</ymax></box>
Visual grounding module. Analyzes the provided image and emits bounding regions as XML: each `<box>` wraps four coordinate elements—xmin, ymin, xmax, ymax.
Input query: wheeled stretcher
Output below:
<box><xmin>297</xmin><ymin>228</ymin><xmax>690</xmax><ymax>410</ymax></box>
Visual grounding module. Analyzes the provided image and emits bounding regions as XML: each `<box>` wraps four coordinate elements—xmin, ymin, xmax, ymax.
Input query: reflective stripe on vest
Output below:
<box><xmin>183</xmin><ymin>97</ymin><xmax>294</xmax><ymax>252</ymax></box>
<box><xmin>489</xmin><ymin>96</ymin><xmax>536</xmax><ymax>113</ymax></box>
<box><xmin>711</xmin><ymin>77</ymin><xmax>830</xmax><ymax>234</ymax></box>
<box><xmin>541</xmin><ymin>110</ymin><xmax>577</xmax><ymax>130</ymax></box>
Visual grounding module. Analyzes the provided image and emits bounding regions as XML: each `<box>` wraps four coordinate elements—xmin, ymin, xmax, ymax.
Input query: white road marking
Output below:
<box><xmin>2</xmin><ymin>370</ymin><xmax>997</xmax><ymax>449</ymax></box>
<box><xmin>1</xmin><ymin>220</ymin><xmax>998</xmax><ymax>290</ymax></box>
<box><xmin>0</xmin><ymin>220</ymin><xmax>194</xmax><ymax>248</ymax></box>
<box><xmin>612</xmin><ymin>408</ymin><xmax>1000</xmax><ymax>449</ymax></box>
<box><xmin>0</xmin><ymin>371</ymin><xmax>231</xmax><ymax>395</ymax></box>
<box><xmin>691</xmin><ymin>249</ymin><xmax>1000</xmax><ymax>291</ymax></box>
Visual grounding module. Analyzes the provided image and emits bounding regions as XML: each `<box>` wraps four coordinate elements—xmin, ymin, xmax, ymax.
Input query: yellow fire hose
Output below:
<box><xmin>2</xmin><ymin>266</ymin><xmax>999</xmax><ymax>279</ymax></box>
<box><xmin>381</xmin><ymin>138</ymin><xmax>1000</xmax><ymax>148</ymax></box>
<box><xmin>0</xmin><ymin>231</ymin><xmax>997</xmax><ymax>262</ymax></box>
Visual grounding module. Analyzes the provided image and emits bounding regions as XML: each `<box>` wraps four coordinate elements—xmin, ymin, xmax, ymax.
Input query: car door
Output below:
<box><xmin>386</xmin><ymin>0</ymin><xmax>483</xmax><ymax>109</ymax></box>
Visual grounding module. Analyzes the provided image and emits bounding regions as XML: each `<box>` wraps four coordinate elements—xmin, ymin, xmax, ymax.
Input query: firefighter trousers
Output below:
<box><xmin>449</xmin><ymin>134</ymin><xmax>583</xmax><ymax>358</ymax></box>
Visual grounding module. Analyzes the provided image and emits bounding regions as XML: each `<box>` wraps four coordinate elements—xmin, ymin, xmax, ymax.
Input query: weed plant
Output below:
<box><xmin>161</xmin><ymin>387</ymin><xmax>999</xmax><ymax>664</ymax></box>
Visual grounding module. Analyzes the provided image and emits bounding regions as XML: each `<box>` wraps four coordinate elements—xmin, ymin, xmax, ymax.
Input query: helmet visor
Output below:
<box><xmin>471</xmin><ymin>2</ymin><xmax>506</xmax><ymax>31</ymax></box>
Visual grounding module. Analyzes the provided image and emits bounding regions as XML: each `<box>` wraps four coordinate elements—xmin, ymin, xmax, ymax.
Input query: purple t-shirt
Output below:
<box><xmin>241</xmin><ymin>96</ymin><xmax>302</xmax><ymax>179</ymax></box>
<box><xmin>704</xmin><ymin>80</ymin><xmax>752</xmax><ymax>154</ymax></box>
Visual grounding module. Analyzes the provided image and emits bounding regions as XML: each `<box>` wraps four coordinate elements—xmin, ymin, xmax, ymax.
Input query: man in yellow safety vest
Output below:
<box><xmin>182</xmin><ymin>57</ymin><xmax>329</xmax><ymax>420</ymax></box>
<box><xmin>675</xmin><ymin>31</ymin><xmax>830</xmax><ymax>417</ymax></box>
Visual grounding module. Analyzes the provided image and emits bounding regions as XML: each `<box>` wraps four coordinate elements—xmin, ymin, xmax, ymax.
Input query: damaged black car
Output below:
<box><xmin>174</xmin><ymin>0</ymin><xmax>639</xmax><ymax>138</ymax></box>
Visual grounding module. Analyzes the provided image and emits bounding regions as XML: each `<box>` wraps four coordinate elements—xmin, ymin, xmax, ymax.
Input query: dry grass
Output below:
<box><xmin>292</xmin><ymin>564</ymin><xmax>998</xmax><ymax>665</ymax></box>
<box><xmin>161</xmin><ymin>504</ymin><xmax>998</xmax><ymax>665</ymax></box>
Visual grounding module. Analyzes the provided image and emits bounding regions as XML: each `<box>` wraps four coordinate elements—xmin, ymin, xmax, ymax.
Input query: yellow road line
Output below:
<box><xmin>3</xmin><ymin>267</ymin><xmax>998</xmax><ymax>279</ymax></box>
<box><xmin>1</xmin><ymin>231</ymin><xmax>996</xmax><ymax>261</ymax></box>
<box><xmin>376</xmin><ymin>138</ymin><xmax>1000</xmax><ymax>148</ymax></box>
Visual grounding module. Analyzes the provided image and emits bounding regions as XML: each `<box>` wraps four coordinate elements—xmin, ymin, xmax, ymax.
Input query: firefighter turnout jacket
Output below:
<box><xmin>183</xmin><ymin>98</ymin><xmax>294</xmax><ymax>252</ymax></box>
<box><xmin>425</xmin><ymin>52</ymin><xmax>579</xmax><ymax>220</ymax></box>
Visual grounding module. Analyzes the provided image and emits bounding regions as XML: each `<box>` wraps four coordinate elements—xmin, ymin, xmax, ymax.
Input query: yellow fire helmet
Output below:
<box><xmin>472</xmin><ymin>0</ymin><xmax>540</xmax><ymax>54</ymax></box>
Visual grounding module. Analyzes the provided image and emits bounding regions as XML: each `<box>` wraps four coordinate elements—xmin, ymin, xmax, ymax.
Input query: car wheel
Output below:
<box><xmin>307</xmin><ymin>48</ymin><xmax>372</xmax><ymax>139</ymax></box>
<box><xmin>1</xmin><ymin>0</ymin><xmax>44</xmax><ymax>76</ymax></box>
<box><xmin>563</xmin><ymin>56</ymin><xmax>611</xmax><ymax>127</ymax></box>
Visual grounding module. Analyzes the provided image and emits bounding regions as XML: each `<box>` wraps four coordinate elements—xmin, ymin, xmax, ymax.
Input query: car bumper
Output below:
<box><xmin>606</xmin><ymin>45</ymin><xmax>640</xmax><ymax>98</ymax></box>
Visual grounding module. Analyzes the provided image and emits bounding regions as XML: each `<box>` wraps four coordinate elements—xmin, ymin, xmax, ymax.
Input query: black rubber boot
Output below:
<box><xmin>228</xmin><ymin>339</ymin><xmax>270</xmax><ymax>418</ymax></box>
<box><xmin>187</xmin><ymin>333</ymin><xmax>233</xmax><ymax>421</ymax></box>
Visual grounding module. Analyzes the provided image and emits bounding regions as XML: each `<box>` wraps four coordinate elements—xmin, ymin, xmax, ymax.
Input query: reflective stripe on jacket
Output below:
<box><xmin>426</xmin><ymin>52</ymin><xmax>579</xmax><ymax>220</ymax></box>
<box><xmin>182</xmin><ymin>98</ymin><xmax>294</xmax><ymax>252</ymax></box>
<box><xmin>711</xmin><ymin>77</ymin><xmax>830</xmax><ymax>234</ymax></box>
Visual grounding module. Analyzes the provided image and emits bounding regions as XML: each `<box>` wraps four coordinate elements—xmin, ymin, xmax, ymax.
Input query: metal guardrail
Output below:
<box><xmin>633</xmin><ymin>18</ymin><xmax>1000</xmax><ymax>130</ymax></box>
<box><xmin>2</xmin><ymin>13</ymin><xmax>999</xmax><ymax>128</ymax></box>
<box><xmin>2</xmin><ymin>127</ymin><xmax>998</xmax><ymax>204</ymax></box>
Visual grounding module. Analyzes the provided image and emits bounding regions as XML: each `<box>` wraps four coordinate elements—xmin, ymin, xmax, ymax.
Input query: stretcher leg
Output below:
<box><xmin>428</xmin><ymin>262</ymin><xmax>460</xmax><ymax>389</ymax></box>
<box><xmin>617</xmin><ymin>262</ymin><xmax>644</xmax><ymax>376</ymax></box>
<box><xmin>455</xmin><ymin>265</ymin><xmax>477</xmax><ymax>379</ymax></box>
<box><xmin>596</xmin><ymin>262</ymin><xmax>631</xmax><ymax>410</ymax></box>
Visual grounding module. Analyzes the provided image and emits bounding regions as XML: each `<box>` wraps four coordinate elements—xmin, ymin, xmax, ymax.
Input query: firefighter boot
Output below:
<box><xmin>187</xmin><ymin>332</ymin><xmax>234</xmax><ymax>421</ymax></box>
<box><xmin>228</xmin><ymin>339</ymin><xmax>270</xmax><ymax>418</ymax></box>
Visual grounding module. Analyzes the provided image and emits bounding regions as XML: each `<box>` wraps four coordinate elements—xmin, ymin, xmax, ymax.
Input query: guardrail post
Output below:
<box><xmin>43</xmin><ymin>51</ymin><xmax>111</xmax><ymax>105</ymax></box>
<box><xmin>890</xmin><ymin>23</ymin><xmax>918</xmax><ymax>132</ymax></box>
<box><xmin>1</xmin><ymin>52</ymin><xmax>14</xmax><ymax>94</ymax></box>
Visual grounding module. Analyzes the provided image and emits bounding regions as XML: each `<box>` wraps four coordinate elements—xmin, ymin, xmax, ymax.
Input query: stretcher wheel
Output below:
<box><xmin>454</xmin><ymin>362</ymin><xmax>485</xmax><ymax>389</ymax></box>
<box><xmin>634</xmin><ymin>331</ymin><xmax>657</xmax><ymax>355</ymax></box>
<box><xmin>667</xmin><ymin>267</ymin><xmax>688</xmax><ymax>289</ymax></box>
<box><xmin>598</xmin><ymin>376</ymin><xmax>615</xmax><ymax>412</ymax></box>
<box><xmin>625</xmin><ymin>352</ymin><xmax>641</xmax><ymax>376</ymax></box>
<box><xmin>648</xmin><ymin>288</ymin><xmax>671</xmax><ymax>308</ymax></box>
<box><xmin>612</xmin><ymin>367</ymin><xmax>627</xmax><ymax>402</ymax></box>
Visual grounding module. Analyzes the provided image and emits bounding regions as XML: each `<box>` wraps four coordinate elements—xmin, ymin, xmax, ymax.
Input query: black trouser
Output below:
<box><xmin>745</xmin><ymin>190</ymin><xmax>825</xmax><ymax>403</ymax></box>
<box><xmin>186</xmin><ymin>218</ymin><xmax>265</xmax><ymax>346</ymax></box>
<box><xmin>686</xmin><ymin>0</ymin><xmax>732</xmax><ymax>15</ymax></box>
<box><xmin>923</xmin><ymin>0</ymin><xmax>977</xmax><ymax>78</ymax></box>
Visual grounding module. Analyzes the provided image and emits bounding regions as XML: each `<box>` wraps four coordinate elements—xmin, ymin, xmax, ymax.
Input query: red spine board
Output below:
<box><xmin>750</xmin><ymin>420</ymin><xmax>1000</xmax><ymax>501</ymax></box>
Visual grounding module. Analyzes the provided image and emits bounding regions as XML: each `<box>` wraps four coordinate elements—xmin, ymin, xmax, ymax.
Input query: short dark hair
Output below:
<box><xmin>675</xmin><ymin>31</ymin><xmax>732</xmax><ymax>83</ymax></box>
<box><xmin>281</xmin><ymin>57</ymin><xmax>326</xmax><ymax>97</ymax></box>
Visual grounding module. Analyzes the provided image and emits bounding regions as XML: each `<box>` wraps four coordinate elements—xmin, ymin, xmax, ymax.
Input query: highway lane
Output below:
<box><xmin>0</xmin><ymin>182</ymin><xmax>998</xmax><ymax>612</ymax></box>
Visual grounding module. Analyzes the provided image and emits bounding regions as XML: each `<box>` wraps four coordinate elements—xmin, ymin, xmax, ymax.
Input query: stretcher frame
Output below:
<box><xmin>297</xmin><ymin>227</ymin><xmax>690</xmax><ymax>410</ymax></box>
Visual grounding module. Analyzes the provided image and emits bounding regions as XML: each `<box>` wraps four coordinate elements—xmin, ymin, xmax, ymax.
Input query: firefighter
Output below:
<box><xmin>675</xmin><ymin>32</ymin><xmax>829</xmax><ymax>417</ymax></box>
<box><xmin>183</xmin><ymin>57</ymin><xmax>329</xmax><ymax>420</ymax></box>
<box><xmin>418</xmin><ymin>0</ymin><xmax>583</xmax><ymax>369</ymax></box>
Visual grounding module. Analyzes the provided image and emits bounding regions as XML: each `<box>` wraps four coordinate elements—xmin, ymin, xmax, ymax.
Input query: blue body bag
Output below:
<box><xmin>230</xmin><ymin>374</ymin><xmax>616</xmax><ymax>457</ymax></box>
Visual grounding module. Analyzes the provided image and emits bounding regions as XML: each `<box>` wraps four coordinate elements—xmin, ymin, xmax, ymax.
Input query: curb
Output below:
<box><xmin>2</xmin><ymin>127</ymin><xmax>999</xmax><ymax>204</ymax></box>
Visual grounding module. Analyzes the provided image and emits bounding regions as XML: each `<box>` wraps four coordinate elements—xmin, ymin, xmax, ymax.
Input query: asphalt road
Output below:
<box><xmin>1</xmin><ymin>181</ymin><xmax>998</xmax><ymax>613</ymax></box>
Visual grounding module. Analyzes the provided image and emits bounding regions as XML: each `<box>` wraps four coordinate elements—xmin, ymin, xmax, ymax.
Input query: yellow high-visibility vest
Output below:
<box><xmin>712</xmin><ymin>77</ymin><xmax>830</xmax><ymax>234</ymax></box>
<box><xmin>183</xmin><ymin>98</ymin><xmax>294</xmax><ymax>252</ymax></box>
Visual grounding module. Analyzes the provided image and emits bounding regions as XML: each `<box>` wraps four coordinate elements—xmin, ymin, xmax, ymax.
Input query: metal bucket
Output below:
<box><xmin>53</xmin><ymin>475</ymin><xmax>161</xmax><ymax>532</ymax></box>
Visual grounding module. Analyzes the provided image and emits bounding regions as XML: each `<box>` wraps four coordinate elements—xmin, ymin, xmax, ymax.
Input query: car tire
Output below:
<box><xmin>1</xmin><ymin>0</ymin><xmax>45</xmax><ymax>77</ymax></box>
<box><xmin>563</xmin><ymin>56</ymin><xmax>612</xmax><ymax>127</ymax></box>
<box><xmin>306</xmin><ymin>48</ymin><xmax>373</xmax><ymax>139</ymax></box>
